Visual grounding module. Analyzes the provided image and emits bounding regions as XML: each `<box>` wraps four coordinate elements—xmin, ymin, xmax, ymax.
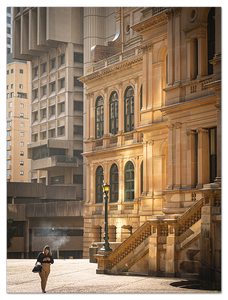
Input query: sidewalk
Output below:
<box><xmin>7</xmin><ymin>259</ymin><xmax>218</xmax><ymax>294</ymax></box>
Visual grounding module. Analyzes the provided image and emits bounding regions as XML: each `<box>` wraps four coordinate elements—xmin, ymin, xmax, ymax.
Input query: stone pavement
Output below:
<box><xmin>6</xmin><ymin>259</ymin><xmax>219</xmax><ymax>294</ymax></box>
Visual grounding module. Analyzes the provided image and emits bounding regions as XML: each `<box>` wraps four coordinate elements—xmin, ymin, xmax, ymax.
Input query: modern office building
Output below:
<box><xmin>7</xmin><ymin>7</ymin><xmax>13</xmax><ymax>54</ymax></box>
<box><xmin>7</xmin><ymin>54</ymin><xmax>30</xmax><ymax>183</ymax></box>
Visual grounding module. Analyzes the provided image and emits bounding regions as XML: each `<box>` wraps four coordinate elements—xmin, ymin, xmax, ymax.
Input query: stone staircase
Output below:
<box><xmin>96</xmin><ymin>198</ymin><xmax>204</xmax><ymax>277</ymax></box>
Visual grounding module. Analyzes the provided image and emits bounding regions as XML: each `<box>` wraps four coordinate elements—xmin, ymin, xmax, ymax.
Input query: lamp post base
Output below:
<box><xmin>94</xmin><ymin>252</ymin><xmax>112</xmax><ymax>274</ymax></box>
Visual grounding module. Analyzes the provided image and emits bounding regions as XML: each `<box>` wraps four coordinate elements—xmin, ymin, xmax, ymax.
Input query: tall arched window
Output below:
<box><xmin>124</xmin><ymin>87</ymin><xmax>134</xmax><ymax>132</ymax></box>
<box><xmin>109</xmin><ymin>92</ymin><xmax>118</xmax><ymax>135</ymax></box>
<box><xmin>95</xmin><ymin>96</ymin><xmax>104</xmax><ymax>139</ymax></box>
<box><xmin>125</xmin><ymin>161</ymin><xmax>134</xmax><ymax>202</ymax></box>
<box><xmin>96</xmin><ymin>166</ymin><xmax>104</xmax><ymax>203</ymax></box>
<box><xmin>207</xmin><ymin>7</ymin><xmax>215</xmax><ymax>75</ymax></box>
<box><xmin>140</xmin><ymin>85</ymin><xmax>143</xmax><ymax>110</ymax></box>
<box><xmin>110</xmin><ymin>163</ymin><xmax>119</xmax><ymax>202</ymax></box>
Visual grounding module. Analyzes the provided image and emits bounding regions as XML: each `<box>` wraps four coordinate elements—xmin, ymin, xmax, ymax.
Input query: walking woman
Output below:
<box><xmin>37</xmin><ymin>245</ymin><xmax>54</xmax><ymax>293</ymax></box>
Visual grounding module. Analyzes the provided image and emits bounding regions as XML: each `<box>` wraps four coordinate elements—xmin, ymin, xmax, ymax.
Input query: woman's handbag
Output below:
<box><xmin>32</xmin><ymin>262</ymin><xmax>42</xmax><ymax>273</ymax></box>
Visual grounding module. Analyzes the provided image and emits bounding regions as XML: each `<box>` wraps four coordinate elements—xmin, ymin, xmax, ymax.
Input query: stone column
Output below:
<box><xmin>186</xmin><ymin>38</ymin><xmax>197</xmax><ymax>80</ymax></box>
<box><xmin>174</xmin><ymin>122</ymin><xmax>182</xmax><ymax>189</ymax></box>
<box><xmin>148</xmin><ymin>223</ymin><xmax>159</xmax><ymax>276</ymax></box>
<box><xmin>166</xmin><ymin>9</ymin><xmax>174</xmax><ymax>85</ymax></box>
<box><xmin>186</xmin><ymin>130</ymin><xmax>197</xmax><ymax>188</ymax></box>
<box><xmin>166</xmin><ymin>124</ymin><xmax>174</xmax><ymax>189</ymax></box>
<box><xmin>142</xmin><ymin>141</ymin><xmax>148</xmax><ymax>194</ymax></box>
<box><xmin>134</xmin><ymin>77</ymin><xmax>139</xmax><ymax>128</ymax></box>
<box><xmin>86</xmin><ymin>162</ymin><xmax>90</xmax><ymax>204</ymax></box>
<box><xmin>174</xmin><ymin>8</ymin><xmax>181</xmax><ymax>84</ymax></box>
<box><xmin>90</xmin><ymin>163</ymin><xmax>94</xmax><ymax>204</ymax></box>
<box><xmin>214</xmin><ymin>89</ymin><xmax>221</xmax><ymax>184</ymax></box>
<box><xmin>147</xmin><ymin>140</ymin><xmax>154</xmax><ymax>196</ymax></box>
<box><xmin>117</xmin><ymin>83</ymin><xmax>124</xmax><ymax>146</ymax></box>
<box><xmin>165</xmin><ymin>223</ymin><xmax>177</xmax><ymax>277</ymax></box>
<box><xmin>134</xmin><ymin>156</ymin><xmax>140</xmax><ymax>200</ymax></box>
<box><xmin>118</xmin><ymin>158</ymin><xmax>124</xmax><ymax>203</ymax></box>
<box><xmin>196</xmin><ymin>128</ymin><xmax>209</xmax><ymax>188</ymax></box>
<box><xmin>103</xmin><ymin>88</ymin><xmax>108</xmax><ymax>136</ymax></box>
<box><xmin>86</xmin><ymin>93</ymin><xmax>90</xmax><ymax>139</ymax></box>
<box><xmin>142</xmin><ymin>46</ymin><xmax>148</xmax><ymax>109</ymax></box>
<box><xmin>197</xmin><ymin>32</ymin><xmax>207</xmax><ymax>78</ymax></box>
<box><xmin>90</xmin><ymin>93</ymin><xmax>95</xmax><ymax>139</ymax></box>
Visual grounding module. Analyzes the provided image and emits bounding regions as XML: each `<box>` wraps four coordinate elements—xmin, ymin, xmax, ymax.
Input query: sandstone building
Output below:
<box><xmin>79</xmin><ymin>7</ymin><xmax>221</xmax><ymax>290</ymax></box>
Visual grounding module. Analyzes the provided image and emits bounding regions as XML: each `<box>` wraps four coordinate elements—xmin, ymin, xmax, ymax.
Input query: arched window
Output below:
<box><xmin>96</xmin><ymin>166</ymin><xmax>104</xmax><ymax>203</ymax></box>
<box><xmin>124</xmin><ymin>87</ymin><xmax>134</xmax><ymax>132</ymax></box>
<box><xmin>125</xmin><ymin>161</ymin><xmax>134</xmax><ymax>202</ymax></box>
<box><xmin>141</xmin><ymin>161</ymin><xmax>143</xmax><ymax>195</ymax></box>
<box><xmin>207</xmin><ymin>7</ymin><xmax>215</xmax><ymax>75</ymax></box>
<box><xmin>109</xmin><ymin>92</ymin><xmax>118</xmax><ymax>135</ymax></box>
<box><xmin>95</xmin><ymin>96</ymin><xmax>104</xmax><ymax>139</ymax></box>
<box><xmin>110</xmin><ymin>163</ymin><xmax>119</xmax><ymax>202</ymax></box>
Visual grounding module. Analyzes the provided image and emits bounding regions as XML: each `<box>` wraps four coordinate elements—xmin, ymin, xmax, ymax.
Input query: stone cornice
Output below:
<box><xmin>131</xmin><ymin>10</ymin><xmax>168</xmax><ymax>33</ymax></box>
<box><xmin>159</xmin><ymin>95</ymin><xmax>217</xmax><ymax>116</ymax></box>
<box><xmin>79</xmin><ymin>54</ymin><xmax>143</xmax><ymax>84</ymax></box>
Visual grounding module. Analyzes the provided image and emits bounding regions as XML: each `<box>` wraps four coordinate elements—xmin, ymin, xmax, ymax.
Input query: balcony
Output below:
<box><xmin>31</xmin><ymin>155</ymin><xmax>82</xmax><ymax>170</ymax></box>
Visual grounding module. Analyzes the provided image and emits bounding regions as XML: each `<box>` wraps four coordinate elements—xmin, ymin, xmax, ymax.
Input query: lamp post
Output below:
<box><xmin>100</xmin><ymin>183</ymin><xmax>112</xmax><ymax>252</ymax></box>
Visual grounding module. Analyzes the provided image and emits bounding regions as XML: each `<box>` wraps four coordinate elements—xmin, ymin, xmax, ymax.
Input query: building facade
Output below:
<box><xmin>12</xmin><ymin>7</ymin><xmax>84</xmax><ymax>197</ymax></box>
<box><xmin>12</xmin><ymin>7</ymin><xmax>116</xmax><ymax>201</ymax></box>
<box><xmin>7</xmin><ymin>7</ymin><xmax>13</xmax><ymax>54</ymax></box>
<box><xmin>79</xmin><ymin>7</ymin><xmax>221</xmax><ymax>289</ymax></box>
<box><xmin>7</xmin><ymin>54</ymin><xmax>30</xmax><ymax>183</ymax></box>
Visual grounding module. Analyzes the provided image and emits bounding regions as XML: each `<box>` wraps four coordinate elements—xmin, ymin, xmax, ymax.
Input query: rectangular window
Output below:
<box><xmin>20</xmin><ymin>113</ymin><xmax>24</xmax><ymax>117</ymax></box>
<box><xmin>7</xmin><ymin>7</ymin><xmax>11</xmax><ymax>14</ymax></box>
<box><xmin>10</xmin><ymin>92</ymin><xmax>14</xmax><ymax>97</ymax></box>
<box><xmin>74</xmin><ymin>101</ymin><xmax>83</xmax><ymax>111</ymax></box>
<box><xmin>7</xmin><ymin>130</ymin><xmax>11</xmax><ymax>137</ymax></box>
<box><xmin>52</xmin><ymin>59</ymin><xmax>56</xmax><ymax>69</ymax></box>
<box><xmin>11</xmin><ymin>84</ymin><xmax>13</xmax><ymax>89</ymax></box>
<box><xmin>42</xmin><ymin>63</ymin><xmax>47</xmax><ymax>73</ymax></box>
<box><xmin>19</xmin><ymin>69</ymin><xmax>23</xmax><ymax>74</ymax></box>
<box><xmin>20</xmin><ymin>142</ymin><xmax>24</xmax><ymax>146</ymax></box>
<box><xmin>7</xmin><ymin>85</ymin><xmax>9</xmax><ymax>90</ymax></box>
<box><xmin>7</xmin><ymin>16</ymin><xmax>11</xmax><ymax>24</ymax></box>
<box><xmin>42</xmin><ymin>108</ymin><xmax>46</xmax><ymax>118</ymax></box>
<box><xmin>74</xmin><ymin>52</ymin><xmax>83</xmax><ymax>63</ymax></box>
<box><xmin>74</xmin><ymin>125</ymin><xmax>83</xmax><ymax>135</ymax></box>
<box><xmin>7</xmin><ymin>93</ymin><xmax>9</xmax><ymax>99</ymax></box>
<box><xmin>7</xmin><ymin>170</ymin><xmax>10</xmax><ymax>176</ymax></box>
<box><xmin>34</xmin><ymin>134</ymin><xmax>38</xmax><ymax>142</ymax></box>
<box><xmin>9</xmin><ymin>111</ymin><xmax>12</xmax><ymax>118</ymax></box>
<box><xmin>20</xmin><ymin>132</ymin><xmax>24</xmax><ymax>137</ymax></box>
<box><xmin>21</xmin><ymin>123</ymin><xmax>24</xmax><ymax>127</ymax></box>
<box><xmin>74</xmin><ymin>77</ymin><xmax>83</xmax><ymax>87</ymax></box>
<box><xmin>59</xmin><ymin>126</ymin><xmax>65</xmax><ymax>136</ymax></box>
<box><xmin>20</xmin><ymin>171</ymin><xmax>24</xmax><ymax>175</ymax></box>
<box><xmin>19</xmin><ymin>84</ymin><xmax>23</xmax><ymax>89</ymax></box>
<box><xmin>20</xmin><ymin>161</ymin><xmax>24</xmax><ymax>166</ymax></box>
<box><xmin>7</xmin><ymin>121</ymin><xmax>11</xmax><ymax>127</ymax></box>
<box><xmin>11</xmin><ymin>69</ymin><xmax>14</xmax><ymax>73</ymax></box>
<box><xmin>61</xmin><ymin>78</ymin><xmax>65</xmax><ymax>89</ymax></box>
<box><xmin>7</xmin><ymin>27</ymin><xmax>11</xmax><ymax>34</ymax></box>
<box><xmin>60</xmin><ymin>103</ymin><xmax>65</xmax><ymax>112</ymax></box>
<box><xmin>17</xmin><ymin>92</ymin><xmax>27</xmax><ymax>98</ymax></box>
<box><xmin>61</xmin><ymin>54</ymin><xmax>65</xmax><ymax>65</ymax></box>
<box><xmin>34</xmin><ymin>111</ymin><xmax>38</xmax><ymax>121</ymax></box>
<box><xmin>7</xmin><ymin>140</ymin><xmax>11</xmax><ymax>147</ymax></box>
<box><xmin>43</xmin><ymin>131</ymin><xmax>46</xmax><ymax>139</ymax></box>
<box><xmin>7</xmin><ymin>159</ymin><xmax>11</xmax><ymax>166</ymax></box>
<box><xmin>7</xmin><ymin>150</ymin><xmax>11</xmax><ymax>157</ymax></box>
<box><xmin>9</xmin><ymin>102</ymin><xmax>12</xmax><ymax>108</ymax></box>
<box><xmin>43</xmin><ymin>86</ymin><xmax>47</xmax><ymax>96</ymax></box>
<box><xmin>7</xmin><ymin>37</ymin><xmax>11</xmax><ymax>45</ymax></box>
<box><xmin>51</xmin><ymin>175</ymin><xmax>64</xmax><ymax>185</ymax></box>
<box><xmin>20</xmin><ymin>151</ymin><xmax>24</xmax><ymax>156</ymax></box>
<box><xmin>51</xmin><ymin>106</ymin><xmax>55</xmax><ymax>116</ymax></box>
<box><xmin>35</xmin><ymin>67</ymin><xmax>38</xmax><ymax>77</ymax></box>
<box><xmin>73</xmin><ymin>175</ymin><xmax>83</xmax><ymax>184</ymax></box>
<box><xmin>52</xmin><ymin>82</ymin><xmax>56</xmax><ymax>92</ymax></box>
<box><xmin>20</xmin><ymin>103</ymin><xmax>24</xmax><ymax>108</ymax></box>
<box><xmin>7</xmin><ymin>70</ymin><xmax>9</xmax><ymax>75</ymax></box>
<box><xmin>50</xmin><ymin>129</ymin><xmax>55</xmax><ymax>137</ymax></box>
<box><xmin>34</xmin><ymin>89</ymin><xmax>38</xmax><ymax>99</ymax></box>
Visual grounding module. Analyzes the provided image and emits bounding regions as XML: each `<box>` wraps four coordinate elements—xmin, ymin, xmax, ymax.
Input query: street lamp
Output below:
<box><xmin>100</xmin><ymin>183</ymin><xmax>112</xmax><ymax>252</ymax></box>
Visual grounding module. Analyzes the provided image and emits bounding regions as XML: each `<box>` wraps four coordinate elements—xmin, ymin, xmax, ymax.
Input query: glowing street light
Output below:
<box><xmin>100</xmin><ymin>183</ymin><xmax>112</xmax><ymax>252</ymax></box>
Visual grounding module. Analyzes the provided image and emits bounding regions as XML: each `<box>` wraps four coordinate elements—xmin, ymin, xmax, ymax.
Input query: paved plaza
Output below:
<box><xmin>6</xmin><ymin>259</ymin><xmax>221</xmax><ymax>295</ymax></box>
